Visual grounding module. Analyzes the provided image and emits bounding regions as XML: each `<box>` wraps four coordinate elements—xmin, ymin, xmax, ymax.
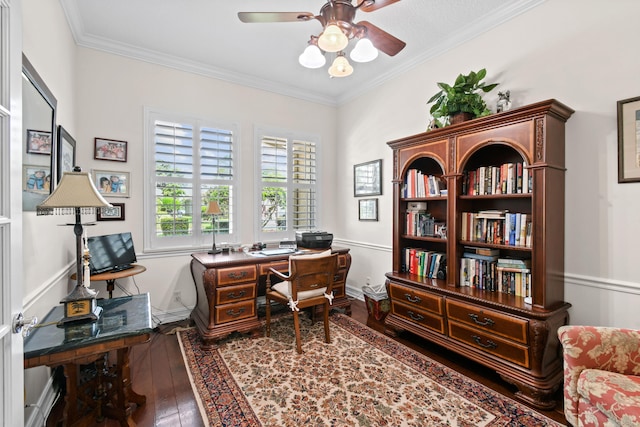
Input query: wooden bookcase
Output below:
<box><xmin>384</xmin><ymin>99</ymin><xmax>574</xmax><ymax>409</ymax></box>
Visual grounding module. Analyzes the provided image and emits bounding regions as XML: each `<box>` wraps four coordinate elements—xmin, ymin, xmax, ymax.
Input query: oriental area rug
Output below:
<box><xmin>177</xmin><ymin>314</ymin><xmax>562</xmax><ymax>427</ymax></box>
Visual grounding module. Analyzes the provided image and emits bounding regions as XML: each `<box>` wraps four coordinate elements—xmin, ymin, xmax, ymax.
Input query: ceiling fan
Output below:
<box><xmin>238</xmin><ymin>0</ymin><xmax>406</xmax><ymax>77</ymax></box>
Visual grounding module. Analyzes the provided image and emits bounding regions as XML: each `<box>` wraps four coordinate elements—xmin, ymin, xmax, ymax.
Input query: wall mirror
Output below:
<box><xmin>22</xmin><ymin>53</ymin><xmax>57</xmax><ymax>211</ymax></box>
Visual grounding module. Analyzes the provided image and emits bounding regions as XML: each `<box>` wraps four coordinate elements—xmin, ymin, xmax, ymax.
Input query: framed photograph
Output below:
<box><xmin>94</xmin><ymin>137</ymin><xmax>128</xmax><ymax>162</ymax></box>
<box><xmin>97</xmin><ymin>203</ymin><xmax>125</xmax><ymax>221</ymax></box>
<box><xmin>23</xmin><ymin>165</ymin><xmax>51</xmax><ymax>193</ymax></box>
<box><xmin>26</xmin><ymin>130</ymin><xmax>52</xmax><ymax>155</ymax></box>
<box><xmin>93</xmin><ymin>170</ymin><xmax>130</xmax><ymax>197</ymax></box>
<box><xmin>354</xmin><ymin>159</ymin><xmax>382</xmax><ymax>197</ymax></box>
<box><xmin>358</xmin><ymin>198</ymin><xmax>378</xmax><ymax>221</ymax></box>
<box><xmin>57</xmin><ymin>126</ymin><xmax>76</xmax><ymax>183</ymax></box>
<box><xmin>617</xmin><ymin>96</ymin><xmax>640</xmax><ymax>183</ymax></box>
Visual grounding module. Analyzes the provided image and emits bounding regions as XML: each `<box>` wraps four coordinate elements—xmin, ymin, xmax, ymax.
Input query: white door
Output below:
<box><xmin>1</xmin><ymin>1</ymin><xmax>25</xmax><ymax>426</ymax></box>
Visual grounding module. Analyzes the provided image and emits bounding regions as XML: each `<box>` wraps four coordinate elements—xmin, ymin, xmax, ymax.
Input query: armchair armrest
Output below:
<box><xmin>268</xmin><ymin>268</ymin><xmax>290</xmax><ymax>282</ymax></box>
<box><xmin>558</xmin><ymin>325</ymin><xmax>640</xmax><ymax>426</ymax></box>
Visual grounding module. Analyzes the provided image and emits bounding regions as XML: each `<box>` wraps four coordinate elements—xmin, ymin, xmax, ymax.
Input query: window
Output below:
<box><xmin>145</xmin><ymin>110</ymin><xmax>238</xmax><ymax>251</ymax></box>
<box><xmin>256</xmin><ymin>128</ymin><xmax>319</xmax><ymax>242</ymax></box>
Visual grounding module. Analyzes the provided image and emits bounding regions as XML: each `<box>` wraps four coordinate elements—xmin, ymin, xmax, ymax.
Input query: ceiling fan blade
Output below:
<box><xmin>360</xmin><ymin>0</ymin><xmax>401</xmax><ymax>12</ymax></box>
<box><xmin>238</xmin><ymin>12</ymin><xmax>316</xmax><ymax>23</ymax></box>
<box><xmin>358</xmin><ymin>21</ymin><xmax>406</xmax><ymax>56</ymax></box>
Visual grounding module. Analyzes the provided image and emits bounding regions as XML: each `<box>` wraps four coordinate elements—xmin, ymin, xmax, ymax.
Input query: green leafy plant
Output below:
<box><xmin>428</xmin><ymin>69</ymin><xmax>498</xmax><ymax>128</ymax></box>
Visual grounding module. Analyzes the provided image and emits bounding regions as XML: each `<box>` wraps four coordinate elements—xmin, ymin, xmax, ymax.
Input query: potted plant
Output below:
<box><xmin>427</xmin><ymin>69</ymin><xmax>498</xmax><ymax>128</ymax></box>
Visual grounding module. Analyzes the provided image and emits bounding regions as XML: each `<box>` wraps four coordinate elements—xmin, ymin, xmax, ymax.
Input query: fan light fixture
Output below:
<box><xmin>239</xmin><ymin>0</ymin><xmax>407</xmax><ymax>79</ymax></box>
<box><xmin>317</xmin><ymin>23</ymin><xmax>349</xmax><ymax>52</ymax></box>
<box><xmin>350</xmin><ymin>38</ymin><xmax>379</xmax><ymax>63</ymax></box>
<box><xmin>299</xmin><ymin>44</ymin><xmax>326</xmax><ymax>69</ymax></box>
<box><xmin>328</xmin><ymin>52</ymin><xmax>353</xmax><ymax>78</ymax></box>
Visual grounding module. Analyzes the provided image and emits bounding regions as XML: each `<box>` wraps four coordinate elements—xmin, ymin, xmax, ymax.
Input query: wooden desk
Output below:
<box><xmin>190</xmin><ymin>247</ymin><xmax>351</xmax><ymax>349</ymax></box>
<box><xmin>24</xmin><ymin>294</ymin><xmax>153</xmax><ymax>427</ymax></box>
<box><xmin>71</xmin><ymin>264</ymin><xmax>146</xmax><ymax>298</ymax></box>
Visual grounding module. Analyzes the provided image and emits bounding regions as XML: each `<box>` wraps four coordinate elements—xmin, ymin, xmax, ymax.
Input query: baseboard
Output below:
<box><xmin>152</xmin><ymin>306</ymin><xmax>192</xmax><ymax>327</ymax></box>
<box><xmin>25</xmin><ymin>374</ymin><xmax>59</xmax><ymax>427</ymax></box>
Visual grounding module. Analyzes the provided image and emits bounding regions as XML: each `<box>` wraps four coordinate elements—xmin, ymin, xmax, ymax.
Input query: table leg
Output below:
<box><xmin>106</xmin><ymin>279</ymin><xmax>116</xmax><ymax>299</ymax></box>
<box><xmin>62</xmin><ymin>363</ymin><xmax>79</xmax><ymax>425</ymax></box>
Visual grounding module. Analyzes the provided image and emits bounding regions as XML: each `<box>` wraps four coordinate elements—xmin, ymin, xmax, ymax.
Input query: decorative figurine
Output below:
<box><xmin>496</xmin><ymin>90</ymin><xmax>512</xmax><ymax>113</ymax></box>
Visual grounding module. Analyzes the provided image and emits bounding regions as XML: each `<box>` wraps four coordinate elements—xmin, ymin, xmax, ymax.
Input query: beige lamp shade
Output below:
<box><xmin>37</xmin><ymin>171</ymin><xmax>111</xmax><ymax>212</ymax></box>
<box><xmin>205</xmin><ymin>201</ymin><xmax>222</xmax><ymax>215</ymax></box>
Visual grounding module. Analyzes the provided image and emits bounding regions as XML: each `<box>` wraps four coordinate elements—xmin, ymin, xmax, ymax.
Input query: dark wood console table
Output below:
<box><xmin>24</xmin><ymin>294</ymin><xmax>152</xmax><ymax>427</ymax></box>
<box><xmin>190</xmin><ymin>247</ymin><xmax>351</xmax><ymax>349</ymax></box>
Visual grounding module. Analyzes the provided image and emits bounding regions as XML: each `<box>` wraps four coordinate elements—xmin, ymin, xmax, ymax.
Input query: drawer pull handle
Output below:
<box><xmin>226</xmin><ymin>308</ymin><xmax>246</xmax><ymax>317</ymax></box>
<box><xmin>404</xmin><ymin>294</ymin><xmax>422</xmax><ymax>304</ymax></box>
<box><xmin>472</xmin><ymin>335</ymin><xmax>498</xmax><ymax>349</ymax></box>
<box><xmin>226</xmin><ymin>290</ymin><xmax>246</xmax><ymax>299</ymax></box>
<box><xmin>407</xmin><ymin>311</ymin><xmax>424</xmax><ymax>321</ymax></box>
<box><xmin>468</xmin><ymin>313</ymin><xmax>495</xmax><ymax>327</ymax></box>
<box><xmin>228</xmin><ymin>271</ymin><xmax>248</xmax><ymax>280</ymax></box>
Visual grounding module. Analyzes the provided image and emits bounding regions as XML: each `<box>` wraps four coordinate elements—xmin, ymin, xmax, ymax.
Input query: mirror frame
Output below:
<box><xmin>22</xmin><ymin>53</ymin><xmax>57</xmax><ymax>192</ymax></box>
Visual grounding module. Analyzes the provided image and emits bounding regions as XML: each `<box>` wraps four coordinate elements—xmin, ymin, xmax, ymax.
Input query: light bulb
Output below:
<box><xmin>328</xmin><ymin>54</ymin><xmax>353</xmax><ymax>78</ymax></box>
<box><xmin>350</xmin><ymin>38</ymin><xmax>378</xmax><ymax>63</ymax></box>
<box><xmin>298</xmin><ymin>44</ymin><xmax>326</xmax><ymax>69</ymax></box>
<box><xmin>318</xmin><ymin>24</ymin><xmax>349</xmax><ymax>53</ymax></box>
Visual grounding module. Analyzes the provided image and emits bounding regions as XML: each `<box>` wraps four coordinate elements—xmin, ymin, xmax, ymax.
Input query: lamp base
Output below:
<box><xmin>58</xmin><ymin>285</ymin><xmax>102</xmax><ymax>326</ymax></box>
<box><xmin>208</xmin><ymin>248</ymin><xmax>222</xmax><ymax>254</ymax></box>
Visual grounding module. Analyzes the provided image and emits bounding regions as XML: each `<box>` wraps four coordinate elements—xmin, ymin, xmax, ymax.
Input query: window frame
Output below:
<box><xmin>144</xmin><ymin>108</ymin><xmax>240</xmax><ymax>252</ymax></box>
<box><xmin>254</xmin><ymin>125</ymin><xmax>321</xmax><ymax>243</ymax></box>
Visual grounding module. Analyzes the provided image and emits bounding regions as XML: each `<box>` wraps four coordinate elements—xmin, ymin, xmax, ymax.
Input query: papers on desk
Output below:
<box><xmin>246</xmin><ymin>248</ymin><xmax>304</xmax><ymax>257</ymax></box>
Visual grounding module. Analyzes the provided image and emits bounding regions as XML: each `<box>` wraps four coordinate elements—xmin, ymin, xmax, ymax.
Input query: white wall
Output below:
<box><xmin>336</xmin><ymin>0</ymin><xmax>640</xmax><ymax>329</ymax></box>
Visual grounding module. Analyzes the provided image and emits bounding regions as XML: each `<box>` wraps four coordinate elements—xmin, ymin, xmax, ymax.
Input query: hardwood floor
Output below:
<box><xmin>46</xmin><ymin>299</ymin><xmax>567</xmax><ymax>426</ymax></box>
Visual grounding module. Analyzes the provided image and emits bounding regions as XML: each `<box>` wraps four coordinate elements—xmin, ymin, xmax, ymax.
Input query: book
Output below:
<box><xmin>464</xmin><ymin>246</ymin><xmax>499</xmax><ymax>256</ymax></box>
<box><xmin>462</xmin><ymin>252</ymin><xmax>499</xmax><ymax>262</ymax></box>
<box><xmin>497</xmin><ymin>258</ymin><xmax>531</xmax><ymax>269</ymax></box>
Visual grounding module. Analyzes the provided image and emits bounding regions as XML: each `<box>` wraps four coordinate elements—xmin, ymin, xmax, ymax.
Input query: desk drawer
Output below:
<box><xmin>215</xmin><ymin>300</ymin><xmax>256</xmax><ymax>324</ymax></box>
<box><xmin>217</xmin><ymin>265</ymin><xmax>257</xmax><ymax>286</ymax></box>
<box><xmin>388</xmin><ymin>282</ymin><xmax>444</xmax><ymax>315</ymax></box>
<box><xmin>216</xmin><ymin>283</ymin><xmax>256</xmax><ymax>305</ymax></box>
<box><xmin>259</xmin><ymin>261</ymin><xmax>289</xmax><ymax>276</ymax></box>
<box><xmin>446</xmin><ymin>300</ymin><xmax>528</xmax><ymax>344</ymax></box>
<box><xmin>448</xmin><ymin>320</ymin><xmax>530</xmax><ymax>368</ymax></box>
<box><xmin>391</xmin><ymin>301</ymin><xmax>445</xmax><ymax>334</ymax></box>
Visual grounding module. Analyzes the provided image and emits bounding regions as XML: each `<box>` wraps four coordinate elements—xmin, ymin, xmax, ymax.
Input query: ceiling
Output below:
<box><xmin>59</xmin><ymin>0</ymin><xmax>543</xmax><ymax>106</ymax></box>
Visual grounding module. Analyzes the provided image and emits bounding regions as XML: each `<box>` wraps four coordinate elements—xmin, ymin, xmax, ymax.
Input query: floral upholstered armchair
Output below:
<box><xmin>558</xmin><ymin>325</ymin><xmax>640</xmax><ymax>426</ymax></box>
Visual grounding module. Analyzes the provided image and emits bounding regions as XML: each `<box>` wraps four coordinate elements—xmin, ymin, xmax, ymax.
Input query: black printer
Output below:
<box><xmin>295</xmin><ymin>231</ymin><xmax>333</xmax><ymax>249</ymax></box>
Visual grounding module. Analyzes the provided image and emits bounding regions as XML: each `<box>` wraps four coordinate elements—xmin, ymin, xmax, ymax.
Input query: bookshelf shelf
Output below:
<box><xmin>385</xmin><ymin>99</ymin><xmax>573</xmax><ymax>410</ymax></box>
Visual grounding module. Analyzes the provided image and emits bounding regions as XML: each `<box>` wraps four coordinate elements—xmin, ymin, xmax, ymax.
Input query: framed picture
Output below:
<box><xmin>354</xmin><ymin>159</ymin><xmax>382</xmax><ymax>197</ymax></box>
<box><xmin>93</xmin><ymin>170</ymin><xmax>130</xmax><ymax>197</ymax></box>
<box><xmin>617</xmin><ymin>96</ymin><xmax>640</xmax><ymax>183</ymax></box>
<box><xmin>94</xmin><ymin>137</ymin><xmax>128</xmax><ymax>162</ymax></box>
<box><xmin>358</xmin><ymin>198</ymin><xmax>378</xmax><ymax>221</ymax></box>
<box><xmin>26</xmin><ymin>130</ymin><xmax>52</xmax><ymax>155</ymax></box>
<box><xmin>97</xmin><ymin>203</ymin><xmax>125</xmax><ymax>221</ymax></box>
<box><xmin>57</xmin><ymin>126</ymin><xmax>76</xmax><ymax>183</ymax></box>
<box><xmin>23</xmin><ymin>165</ymin><xmax>51</xmax><ymax>193</ymax></box>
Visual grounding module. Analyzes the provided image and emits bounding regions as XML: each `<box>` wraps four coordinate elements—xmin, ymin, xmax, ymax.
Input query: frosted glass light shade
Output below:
<box><xmin>318</xmin><ymin>24</ymin><xmax>348</xmax><ymax>52</ymax></box>
<box><xmin>328</xmin><ymin>54</ymin><xmax>353</xmax><ymax>78</ymax></box>
<box><xmin>298</xmin><ymin>44</ymin><xmax>326</xmax><ymax>69</ymax></box>
<box><xmin>350</xmin><ymin>38</ymin><xmax>378</xmax><ymax>63</ymax></box>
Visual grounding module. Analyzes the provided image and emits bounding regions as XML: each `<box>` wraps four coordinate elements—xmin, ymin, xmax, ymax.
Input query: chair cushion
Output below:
<box><xmin>272</xmin><ymin>280</ymin><xmax>327</xmax><ymax>301</ymax></box>
<box><xmin>577</xmin><ymin>369</ymin><xmax>640</xmax><ymax>425</ymax></box>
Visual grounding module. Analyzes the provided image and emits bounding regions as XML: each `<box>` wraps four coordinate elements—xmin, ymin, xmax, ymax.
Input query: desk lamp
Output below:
<box><xmin>37</xmin><ymin>167</ymin><xmax>112</xmax><ymax>325</ymax></box>
<box><xmin>205</xmin><ymin>201</ymin><xmax>222</xmax><ymax>254</ymax></box>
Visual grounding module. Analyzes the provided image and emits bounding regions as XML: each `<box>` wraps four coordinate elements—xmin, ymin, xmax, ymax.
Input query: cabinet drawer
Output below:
<box><xmin>446</xmin><ymin>300</ymin><xmax>528</xmax><ymax>344</ymax></box>
<box><xmin>216</xmin><ymin>283</ymin><xmax>256</xmax><ymax>305</ymax></box>
<box><xmin>217</xmin><ymin>265</ymin><xmax>257</xmax><ymax>286</ymax></box>
<box><xmin>388</xmin><ymin>283</ymin><xmax>444</xmax><ymax>315</ymax></box>
<box><xmin>332</xmin><ymin>283</ymin><xmax>345</xmax><ymax>299</ymax></box>
<box><xmin>338</xmin><ymin>254</ymin><xmax>349</xmax><ymax>269</ymax></box>
<box><xmin>215</xmin><ymin>300</ymin><xmax>256</xmax><ymax>324</ymax></box>
<box><xmin>259</xmin><ymin>261</ymin><xmax>289</xmax><ymax>276</ymax></box>
<box><xmin>448</xmin><ymin>320</ymin><xmax>530</xmax><ymax>368</ymax></box>
<box><xmin>391</xmin><ymin>301</ymin><xmax>445</xmax><ymax>334</ymax></box>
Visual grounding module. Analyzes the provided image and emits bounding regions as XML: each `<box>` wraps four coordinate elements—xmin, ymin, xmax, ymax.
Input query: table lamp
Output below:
<box><xmin>37</xmin><ymin>167</ymin><xmax>112</xmax><ymax>325</ymax></box>
<box><xmin>205</xmin><ymin>201</ymin><xmax>222</xmax><ymax>254</ymax></box>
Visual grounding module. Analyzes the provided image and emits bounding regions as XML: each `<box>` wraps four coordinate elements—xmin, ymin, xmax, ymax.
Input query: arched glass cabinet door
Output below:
<box><xmin>22</xmin><ymin>53</ymin><xmax>57</xmax><ymax>211</ymax></box>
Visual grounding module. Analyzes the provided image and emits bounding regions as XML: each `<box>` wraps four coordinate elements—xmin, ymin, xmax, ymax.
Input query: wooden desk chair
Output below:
<box><xmin>265</xmin><ymin>251</ymin><xmax>338</xmax><ymax>354</ymax></box>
